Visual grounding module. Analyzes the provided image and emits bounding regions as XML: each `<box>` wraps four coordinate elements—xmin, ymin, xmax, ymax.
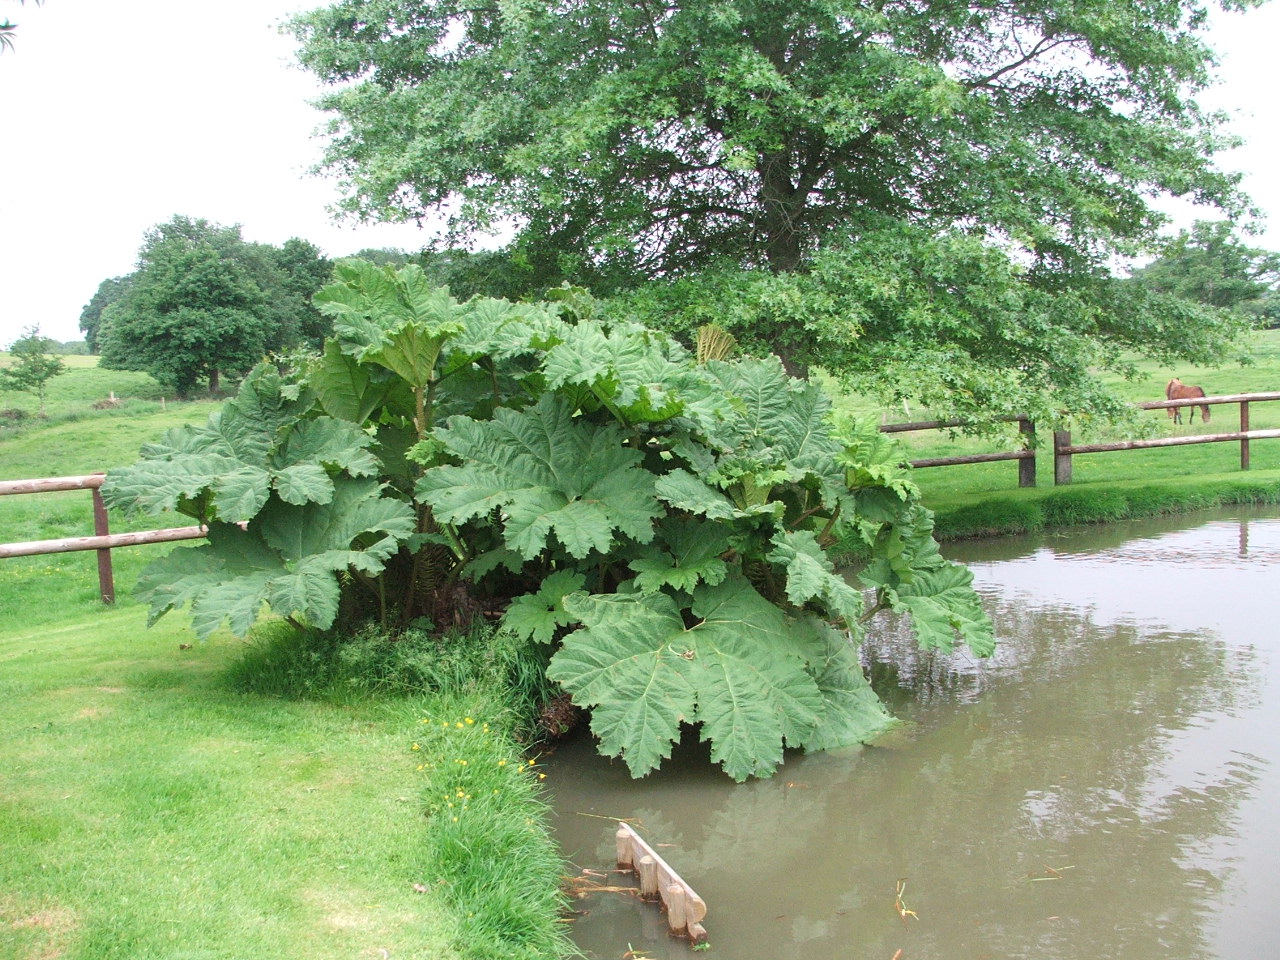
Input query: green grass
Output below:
<box><xmin>1</xmin><ymin>609</ymin><xmax>463</xmax><ymax>960</ymax></box>
<box><xmin>0</xmin><ymin>353</ymin><xmax>172</xmax><ymax>428</ymax></box>
<box><xmin>0</xmin><ymin>615</ymin><xmax>571</xmax><ymax>960</ymax></box>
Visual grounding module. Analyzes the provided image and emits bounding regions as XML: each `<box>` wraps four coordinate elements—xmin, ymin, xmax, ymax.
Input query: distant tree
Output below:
<box><xmin>0</xmin><ymin>324</ymin><xmax>65</xmax><ymax>415</ymax></box>
<box><xmin>1130</xmin><ymin>221</ymin><xmax>1280</xmax><ymax>316</ymax></box>
<box><xmin>267</xmin><ymin>237</ymin><xmax>333</xmax><ymax>349</ymax></box>
<box><xmin>99</xmin><ymin>218</ymin><xmax>270</xmax><ymax>398</ymax></box>
<box><xmin>96</xmin><ymin>218</ymin><xmax>339</xmax><ymax>394</ymax></box>
<box><xmin>343</xmin><ymin>247</ymin><xmax>414</xmax><ymax>268</ymax></box>
<box><xmin>79</xmin><ymin>275</ymin><xmax>133</xmax><ymax>354</ymax></box>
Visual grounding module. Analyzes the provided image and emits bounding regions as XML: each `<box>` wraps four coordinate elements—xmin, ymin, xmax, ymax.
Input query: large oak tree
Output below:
<box><xmin>290</xmin><ymin>0</ymin><xmax>1268</xmax><ymax>422</ymax></box>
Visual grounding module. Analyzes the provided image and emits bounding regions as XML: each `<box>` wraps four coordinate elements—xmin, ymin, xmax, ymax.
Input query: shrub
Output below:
<box><xmin>104</xmin><ymin>263</ymin><xmax>993</xmax><ymax>781</ymax></box>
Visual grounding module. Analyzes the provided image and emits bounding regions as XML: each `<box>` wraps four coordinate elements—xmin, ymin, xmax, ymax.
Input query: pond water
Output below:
<box><xmin>546</xmin><ymin>507</ymin><xmax>1280</xmax><ymax>960</ymax></box>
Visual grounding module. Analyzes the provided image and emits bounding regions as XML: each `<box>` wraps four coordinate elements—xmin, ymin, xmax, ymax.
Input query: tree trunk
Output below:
<box><xmin>758</xmin><ymin>151</ymin><xmax>811</xmax><ymax>378</ymax></box>
<box><xmin>209</xmin><ymin>368</ymin><xmax>221</xmax><ymax>395</ymax></box>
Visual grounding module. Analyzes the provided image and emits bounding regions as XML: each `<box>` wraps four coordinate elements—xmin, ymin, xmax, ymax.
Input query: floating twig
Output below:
<box><xmin>895</xmin><ymin>879</ymin><xmax>919</xmax><ymax>925</ymax></box>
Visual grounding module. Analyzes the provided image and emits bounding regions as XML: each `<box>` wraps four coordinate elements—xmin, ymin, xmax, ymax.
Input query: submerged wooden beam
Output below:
<box><xmin>615</xmin><ymin>822</ymin><xmax>708</xmax><ymax>944</ymax></box>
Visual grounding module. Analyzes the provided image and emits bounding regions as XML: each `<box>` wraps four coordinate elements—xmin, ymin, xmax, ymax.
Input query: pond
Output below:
<box><xmin>546</xmin><ymin>507</ymin><xmax>1280</xmax><ymax>960</ymax></box>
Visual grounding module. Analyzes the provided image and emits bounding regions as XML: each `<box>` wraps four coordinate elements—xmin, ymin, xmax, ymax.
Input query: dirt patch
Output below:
<box><xmin>1</xmin><ymin>899</ymin><xmax>78</xmax><ymax>960</ymax></box>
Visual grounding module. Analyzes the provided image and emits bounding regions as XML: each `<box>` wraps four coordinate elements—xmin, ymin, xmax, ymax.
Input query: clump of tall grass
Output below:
<box><xmin>411</xmin><ymin>697</ymin><xmax>571</xmax><ymax>960</ymax></box>
<box><xmin>225</xmin><ymin>622</ymin><xmax>557</xmax><ymax>734</ymax></box>
<box><xmin>928</xmin><ymin>475</ymin><xmax>1280</xmax><ymax>540</ymax></box>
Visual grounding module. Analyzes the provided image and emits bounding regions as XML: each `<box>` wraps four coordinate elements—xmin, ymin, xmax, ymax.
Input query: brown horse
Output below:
<box><xmin>1166</xmin><ymin>377</ymin><xmax>1210</xmax><ymax>424</ymax></box>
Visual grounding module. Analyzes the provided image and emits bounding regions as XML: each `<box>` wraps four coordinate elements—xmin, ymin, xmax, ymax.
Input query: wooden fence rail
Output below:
<box><xmin>615</xmin><ymin>822</ymin><xmax>708</xmax><ymax>944</ymax></box>
<box><xmin>1054</xmin><ymin>392</ymin><xmax>1280</xmax><ymax>484</ymax></box>
<box><xmin>879</xmin><ymin>415</ymin><xmax>1038</xmax><ymax>487</ymax></box>
<box><xmin>0</xmin><ymin>474</ymin><xmax>205</xmax><ymax>604</ymax></box>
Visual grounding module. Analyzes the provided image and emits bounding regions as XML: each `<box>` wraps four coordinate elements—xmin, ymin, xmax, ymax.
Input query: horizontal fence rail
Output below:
<box><xmin>0</xmin><ymin>473</ymin><xmax>206</xmax><ymax>604</ymax></box>
<box><xmin>880</xmin><ymin>416</ymin><xmax>1037</xmax><ymax>487</ymax></box>
<box><xmin>879</xmin><ymin>391</ymin><xmax>1280</xmax><ymax>487</ymax></box>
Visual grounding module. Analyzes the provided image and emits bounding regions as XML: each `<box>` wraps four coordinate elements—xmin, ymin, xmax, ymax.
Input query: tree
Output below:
<box><xmin>267</xmin><ymin>237</ymin><xmax>334</xmax><ymax>349</ymax></box>
<box><xmin>1130</xmin><ymin>220</ymin><xmax>1280</xmax><ymax>322</ymax></box>
<box><xmin>96</xmin><ymin>217</ymin><xmax>337</xmax><ymax>395</ymax></box>
<box><xmin>0</xmin><ymin>325</ymin><xmax>65</xmax><ymax>415</ymax></box>
<box><xmin>99</xmin><ymin>218</ymin><xmax>271</xmax><ymax>397</ymax></box>
<box><xmin>79</xmin><ymin>275</ymin><xmax>133</xmax><ymax>354</ymax></box>
<box><xmin>289</xmin><ymin>0</ymin><xmax>1263</xmax><ymax>423</ymax></box>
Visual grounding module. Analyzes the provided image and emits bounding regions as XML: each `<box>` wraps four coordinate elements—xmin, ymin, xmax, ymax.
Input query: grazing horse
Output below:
<box><xmin>1166</xmin><ymin>377</ymin><xmax>1211</xmax><ymax>425</ymax></box>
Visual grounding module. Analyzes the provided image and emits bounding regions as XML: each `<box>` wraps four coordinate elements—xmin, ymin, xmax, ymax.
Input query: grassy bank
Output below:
<box><xmin>927</xmin><ymin>471</ymin><xmax>1280</xmax><ymax>540</ymax></box>
<box><xmin>0</xmin><ymin>609</ymin><xmax>569</xmax><ymax>960</ymax></box>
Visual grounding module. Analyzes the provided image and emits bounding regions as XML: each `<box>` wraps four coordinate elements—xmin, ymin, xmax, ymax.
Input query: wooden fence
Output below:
<box><xmin>880</xmin><ymin>391</ymin><xmax>1280</xmax><ymax>487</ymax></box>
<box><xmin>615</xmin><ymin>821</ymin><xmax>708</xmax><ymax>943</ymax></box>
<box><xmin>0</xmin><ymin>474</ymin><xmax>204</xmax><ymax>604</ymax></box>
<box><xmin>879</xmin><ymin>415</ymin><xmax>1038</xmax><ymax>487</ymax></box>
<box><xmin>1053</xmin><ymin>391</ymin><xmax>1280</xmax><ymax>484</ymax></box>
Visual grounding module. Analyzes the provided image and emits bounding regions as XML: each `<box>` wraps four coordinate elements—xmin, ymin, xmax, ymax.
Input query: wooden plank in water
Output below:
<box><xmin>615</xmin><ymin>821</ymin><xmax>708</xmax><ymax>944</ymax></box>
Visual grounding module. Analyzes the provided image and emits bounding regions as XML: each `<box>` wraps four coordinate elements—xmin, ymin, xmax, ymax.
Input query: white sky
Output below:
<box><xmin>1</xmin><ymin>0</ymin><xmax>1278</xmax><ymax>345</ymax></box>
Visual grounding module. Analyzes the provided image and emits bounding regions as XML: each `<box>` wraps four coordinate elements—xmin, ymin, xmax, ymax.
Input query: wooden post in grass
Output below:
<box><xmin>1054</xmin><ymin>430</ymin><xmax>1073</xmax><ymax>485</ymax></box>
<box><xmin>1019</xmin><ymin>418</ymin><xmax>1036</xmax><ymax>488</ymax></box>
<box><xmin>90</xmin><ymin>476</ymin><xmax>115</xmax><ymax>603</ymax></box>
<box><xmin>1241</xmin><ymin>400</ymin><xmax>1251</xmax><ymax>470</ymax></box>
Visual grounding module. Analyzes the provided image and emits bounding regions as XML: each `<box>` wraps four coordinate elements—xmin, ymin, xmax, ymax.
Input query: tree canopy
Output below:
<box><xmin>96</xmin><ymin>216</ymin><xmax>334</xmax><ymax>395</ymax></box>
<box><xmin>1130</xmin><ymin>220</ymin><xmax>1280</xmax><ymax>325</ymax></box>
<box><xmin>290</xmin><ymin>0</ymin><xmax>1267</xmax><ymax>423</ymax></box>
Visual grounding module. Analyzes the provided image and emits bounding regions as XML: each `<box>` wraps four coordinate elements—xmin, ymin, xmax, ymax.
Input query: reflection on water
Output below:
<box><xmin>547</xmin><ymin>507</ymin><xmax>1280</xmax><ymax>960</ymax></box>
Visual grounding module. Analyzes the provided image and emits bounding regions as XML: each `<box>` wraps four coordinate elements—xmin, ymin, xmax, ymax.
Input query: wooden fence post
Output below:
<box><xmin>1054</xmin><ymin>430</ymin><xmax>1072</xmax><ymax>485</ymax></box>
<box><xmin>1241</xmin><ymin>400</ymin><xmax>1251</xmax><ymax>470</ymax></box>
<box><xmin>1019</xmin><ymin>418</ymin><xmax>1036</xmax><ymax>488</ymax></box>
<box><xmin>91</xmin><ymin>484</ymin><xmax>115</xmax><ymax>604</ymax></box>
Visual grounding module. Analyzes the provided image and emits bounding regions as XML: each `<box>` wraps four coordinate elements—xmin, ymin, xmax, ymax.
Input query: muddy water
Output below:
<box><xmin>546</xmin><ymin>508</ymin><xmax>1280</xmax><ymax>960</ymax></box>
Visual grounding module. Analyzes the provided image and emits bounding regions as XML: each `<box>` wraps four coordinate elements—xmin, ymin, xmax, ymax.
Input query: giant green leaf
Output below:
<box><xmin>628</xmin><ymin>517</ymin><xmax>730</xmax><ymax>593</ymax></box>
<box><xmin>541</xmin><ymin>319</ymin><xmax>715</xmax><ymax>424</ymax></box>
<box><xmin>416</xmin><ymin>393</ymin><xmax>661</xmax><ymax>559</ymax></box>
<box><xmin>315</xmin><ymin>260</ymin><xmax>464</xmax><ymax>389</ymax></box>
<box><xmin>882</xmin><ymin>561</ymin><xmax>995</xmax><ymax>657</ymax></box>
<box><xmin>103</xmin><ymin>364</ymin><xmax>380</xmax><ymax>524</ymax></box>
<box><xmin>503</xmin><ymin>570</ymin><xmax>588</xmax><ymax>644</ymax></box>
<box><xmin>551</xmin><ymin>575</ymin><xmax>827</xmax><ymax>781</ymax></box>
<box><xmin>767</xmin><ymin>529</ymin><xmax>864</xmax><ymax>624</ymax></box>
<box><xmin>133</xmin><ymin>477</ymin><xmax>415</xmax><ymax>639</ymax></box>
<box><xmin>795</xmin><ymin>617</ymin><xmax>900</xmax><ymax>752</ymax></box>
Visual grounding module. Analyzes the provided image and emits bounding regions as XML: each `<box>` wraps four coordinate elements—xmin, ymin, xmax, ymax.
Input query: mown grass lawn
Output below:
<box><xmin>0</xmin><ymin>606</ymin><xmax>468</xmax><ymax>960</ymax></box>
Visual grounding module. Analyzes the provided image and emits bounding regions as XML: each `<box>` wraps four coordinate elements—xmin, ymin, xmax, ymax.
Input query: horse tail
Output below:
<box><xmin>1166</xmin><ymin>378</ymin><xmax>1180</xmax><ymax>418</ymax></box>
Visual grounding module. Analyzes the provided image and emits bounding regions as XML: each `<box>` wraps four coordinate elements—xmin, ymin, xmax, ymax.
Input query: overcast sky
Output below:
<box><xmin>2</xmin><ymin>0</ymin><xmax>1279</xmax><ymax>345</ymax></box>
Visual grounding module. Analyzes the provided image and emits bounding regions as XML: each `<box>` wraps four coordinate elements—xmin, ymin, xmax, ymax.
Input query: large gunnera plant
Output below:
<box><xmin>104</xmin><ymin>261</ymin><xmax>993</xmax><ymax>781</ymax></box>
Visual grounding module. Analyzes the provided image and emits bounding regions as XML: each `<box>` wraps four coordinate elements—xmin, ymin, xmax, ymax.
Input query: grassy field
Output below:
<box><xmin>0</xmin><ymin>360</ymin><xmax>570</xmax><ymax>960</ymax></box>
